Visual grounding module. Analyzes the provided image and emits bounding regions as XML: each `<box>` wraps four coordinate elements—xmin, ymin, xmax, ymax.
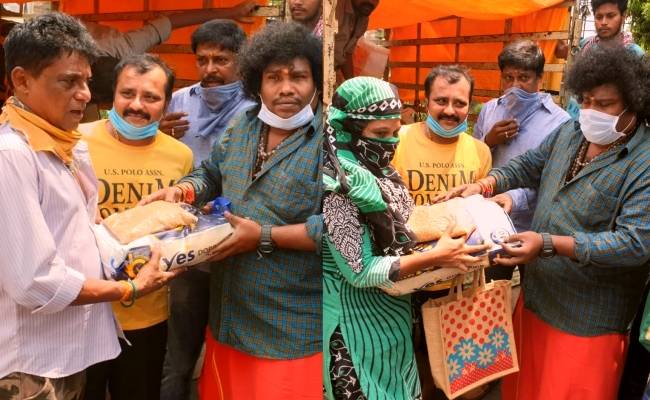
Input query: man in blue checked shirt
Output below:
<box><xmin>445</xmin><ymin>46</ymin><xmax>650</xmax><ymax>400</ymax></box>
<box><xmin>473</xmin><ymin>40</ymin><xmax>570</xmax><ymax>282</ymax></box>
<box><xmin>157</xmin><ymin>20</ymin><xmax>255</xmax><ymax>400</ymax></box>
<box><xmin>142</xmin><ymin>21</ymin><xmax>322</xmax><ymax>399</ymax></box>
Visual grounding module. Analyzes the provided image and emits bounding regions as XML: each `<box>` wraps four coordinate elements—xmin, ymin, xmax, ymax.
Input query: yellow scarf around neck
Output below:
<box><xmin>0</xmin><ymin>97</ymin><xmax>81</xmax><ymax>165</ymax></box>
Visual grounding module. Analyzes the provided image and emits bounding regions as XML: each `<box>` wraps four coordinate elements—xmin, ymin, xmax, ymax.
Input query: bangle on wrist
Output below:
<box><xmin>119</xmin><ymin>281</ymin><xmax>132</xmax><ymax>302</ymax></box>
<box><xmin>119</xmin><ymin>279</ymin><xmax>137</xmax><ymax>308</ymax></box>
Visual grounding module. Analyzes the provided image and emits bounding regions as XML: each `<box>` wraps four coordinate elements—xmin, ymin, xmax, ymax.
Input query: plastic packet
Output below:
<box><xmin>93</xmin><ymin>198</ymin><xmax>234</xmax><ymax>280</ymax></box>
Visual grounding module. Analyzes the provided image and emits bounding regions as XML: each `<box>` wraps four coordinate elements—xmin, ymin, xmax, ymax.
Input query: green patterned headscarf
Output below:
<box><xmin>324</xmin><ymin>76</ymin><xmax>416</xmax><ymax>255</ymax></box>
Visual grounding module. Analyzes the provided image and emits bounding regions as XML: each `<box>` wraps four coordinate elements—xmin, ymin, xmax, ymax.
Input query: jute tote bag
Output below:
<box><xmin>421</xmin><ymin>269</ymin><xmax>519</xmax><ymax>399</ymax></box>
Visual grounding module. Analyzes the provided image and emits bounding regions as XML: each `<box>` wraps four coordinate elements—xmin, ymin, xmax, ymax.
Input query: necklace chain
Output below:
<box><xmin>566</xmin><ymin>136</ymin><xmax>627</xmax><ymax>182</ymax></box>
<box><xmin>253</xmin><ymin>125</ymin><xmax>288</xmax><ymax>178</ymax></box>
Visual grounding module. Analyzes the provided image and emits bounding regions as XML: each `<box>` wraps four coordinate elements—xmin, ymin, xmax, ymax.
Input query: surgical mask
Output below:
<box><xmin>257</xmin><ymin>91</ymin><xmax>317</xmax><ymax>130</ymax></box>
<box><xmin>578</xmin><ymin>108</ymin><xmax>630</xmax><ymax>145</ymax></box>
<box><xmin>426</xmin><ymin>114</ymin><xmax>468</xmax><ymax>138</ymax></box>
<box><xmin>108</xmin><ymin>108</ymin><xmax>159</xmax><ymax>140</ymax></box>
<box><xmin>502</xmin><ymin>86</ymin><xmax>541</xmax><ymax>124</ymax></box>
<box><xmin>199</xmin><ymin>81</ymin><xmax>243</xmax><ymax>111</ymax></box>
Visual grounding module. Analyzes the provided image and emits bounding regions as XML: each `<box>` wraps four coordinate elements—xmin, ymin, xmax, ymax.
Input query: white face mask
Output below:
<box><xmin>257</xmin><ymin>91</ymin><xmax>317</xmax><ymax>130</ymax></box>
<box><xmin>578</xmin><ymin>108</ymin><xmax>630</xmax><ymax>145</ymax></box>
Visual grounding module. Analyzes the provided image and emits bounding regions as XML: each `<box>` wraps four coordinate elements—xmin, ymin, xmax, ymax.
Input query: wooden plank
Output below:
<box><xmin>323</xmin><ymin>0</ymin><xmax>337</xmax><ymax>106</ymax></box>
<box><xmin>284</xmin><ymin>0</ymin><xmax>292</xmax><ymax>20</ymax></box>
<box><xmin>381</xmin><ymin>31</ymin><xmax>569</xmax><ymax>47</ymax></box>
<box><xmin>76</xmin><ymin>6</ymin><xmax>280</xmax><ymax>22</ymax></box>
<box><xmin>151</xmin><ymin>44</ymin><xmax>193</xmax><ymax>54</ymax></box>
<box><xmin>454</xmin><ymin>17</ymin><xmax>460</xmax><ymax>63</ymax></box>
<box><xmin>560</xmin><ymin>1</ymin><xmax>581</xmax><ymax>106</ymax></box>
<box><xmin>504</xmin><ymin>18</ymin><xmax>512</xmax><ymax>45</ymax></box>
<box><xmin>394</xmin><ymin>82</ymin><xmax>500</xmax><ymax>97</ymax></box>
<box><xmin>396</xmin><ymin>82</ymin><xmax>562</xmax><ymax>103</ymax></box>
<box><xmin>414</xmin><ymin>23</ymin><xmax>421</xmax><ymax>107</ymax></box>
<box><xmin>389</xmin><ymin>61</ymin><xmax>565</xmax><ymax>72</ymax></box>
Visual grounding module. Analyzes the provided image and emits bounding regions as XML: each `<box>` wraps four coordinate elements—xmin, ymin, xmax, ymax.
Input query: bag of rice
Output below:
<box><xmin>93</xmin><ymin>200</ymin><xmax>233</xmax><ymax>281</ymax></box>
<box><xmin>381</xmin><ymin>195</ymin><xmax>516</xmax><ymax>296</ymax></box>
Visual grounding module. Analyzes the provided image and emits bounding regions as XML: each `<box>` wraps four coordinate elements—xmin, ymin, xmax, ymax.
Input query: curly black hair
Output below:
<box><xmin>237</xmin><ymin>21</ymin><xmax>322</xmax><ymax>101</ymax></box>
<box><xmin>4</xmin><ymin>12</ymin><xmax>99</xmax><ymax>88</ymax></box>
<box><xmin>566</xmin><ymin>46</ymin><xmax>650</xmax><ymax>119</ymax></box>
<box><xmin>591</xmin><ymin>0</ymin><xmax>627</xmax><ymax>14</ymax></box>
<box><xmin>191</xmin><ymin>19</ymin><xmax>247</xmax><ymax>54</ymax></box>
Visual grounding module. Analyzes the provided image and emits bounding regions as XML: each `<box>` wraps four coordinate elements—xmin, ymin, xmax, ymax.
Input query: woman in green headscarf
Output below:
<box><xmin>323</xmin><ymin>76</ymin><xmax>489</xmax><ymax>400</ymax></box>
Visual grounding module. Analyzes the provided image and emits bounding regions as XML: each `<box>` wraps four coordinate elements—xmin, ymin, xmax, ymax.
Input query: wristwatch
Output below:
<box><xmin>539</xmin><ymin>232</ymin><xmax>556</xmax><ymax>258</ymax></box>
<box><xmin>258</xmin><ymin>225</ymin><xmax>275</xmax><ymax>256</ymax></box>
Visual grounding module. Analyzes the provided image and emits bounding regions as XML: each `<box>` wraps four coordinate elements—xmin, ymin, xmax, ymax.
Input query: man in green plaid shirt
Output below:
<box><xmin>445</xmin><ymin>47</ymin><xmax>650</xmax><ymax>398</ymax></box>
<box><xmin>143</xmin><ymin>22</ymin><xmax>323</xmax><ymax>398</ymax></box>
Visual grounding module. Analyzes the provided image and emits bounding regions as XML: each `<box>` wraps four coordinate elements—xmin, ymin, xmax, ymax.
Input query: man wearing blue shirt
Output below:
<box><xmin>473</xmin><ymin>40</ymin><xmax>570</xmax><ymax>280</ymax></box>
<box><xmin>159</xmin><ymin>19</ymin><xmax>254</xmax><ymax>400</ymax></box>
<box><xmin>160</xmin><ymin>20</ymin><xmax>255</xmax><ymax>166</ymax></box>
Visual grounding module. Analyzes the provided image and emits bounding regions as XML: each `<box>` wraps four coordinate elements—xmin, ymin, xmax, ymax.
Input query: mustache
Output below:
<box><xmin>437</xmin><ymin>114</ymin><xmax>460</xmax><ymax>123</ymax></box>
<box><xmin>202</xmin><ymin>75</ymin><xmax>225</xmax><ymax>85</ymax></box>
<box><xmin>123</xmin><ymin>109</ymin><xmax>151</xmax><ymax>120</ymax></box>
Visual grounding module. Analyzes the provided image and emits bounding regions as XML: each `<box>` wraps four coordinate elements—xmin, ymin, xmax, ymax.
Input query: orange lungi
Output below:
<box><xmin>501</xmin><ymin>296</ymin><xmax>628</xmax><ymax>400</ymax></box>
<box><xmin>198</xmin><ymin>329</ymin><xmax>322</xmax><ymax>400</ymax></box>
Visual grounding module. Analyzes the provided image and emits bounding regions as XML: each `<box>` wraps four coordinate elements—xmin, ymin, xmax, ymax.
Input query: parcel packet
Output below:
<box><xmin>93</xmin><ymin>202</ymin><xmax>233</xmax><ymax>281</ymax></box>
<box><xmin>381</xmin><ymin>195</ymin><xmax>516</xmax><ymax>296</ymax></box>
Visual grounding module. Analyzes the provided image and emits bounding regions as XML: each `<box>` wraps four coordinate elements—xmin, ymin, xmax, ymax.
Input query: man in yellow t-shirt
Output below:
<box><xmin>80</xmin><ymin>54</ymin><xmax>192</xmax><ymax>400</ymax></box>
<box><xmin>392</xmin><ymin>65</ymin><xmax>491</xmax><ymax>399</ymax></box>
<box><xmin>393</xmin><ymin>65</ymin><xmax>491</xmax><ymax>206</ymax></box>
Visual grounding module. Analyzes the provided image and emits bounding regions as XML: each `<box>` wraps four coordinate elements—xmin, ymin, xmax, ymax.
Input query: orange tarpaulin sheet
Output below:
<box><xmin>61</xmin><ymin>0</ymin><xmax>264</xmax><ymax>85</ymax></box>
<box><xmin>383</xmin><ymin>5</ymin><xmax>569</xmax><ymax>104</ymax></box>
<box><xmin>369</xmin><ymin>0</ymin><xmax>567</xmax><ymax>30</ymax></box>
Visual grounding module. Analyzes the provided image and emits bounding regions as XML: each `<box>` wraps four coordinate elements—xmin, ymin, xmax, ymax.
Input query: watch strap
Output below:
<box><xmin>540</xmin><ymin>232</ymin><xmax>555</xmax><ymax>258</ymax></box>
<box><xmin>258</xmin><ymin>224</ymin><xmax>275</xmax><ymax>255</ymax></box>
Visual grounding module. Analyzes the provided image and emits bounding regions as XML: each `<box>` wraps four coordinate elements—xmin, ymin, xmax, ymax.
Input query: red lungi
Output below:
<box><xmin>198</xmin><ymin>329</ymin><xmax>322</xmax><ymax>400</ymax></box>
<box><xmin>501</xmin><ymin>296</ymin><xmax>628</xmax><ymax>400</ymax></box>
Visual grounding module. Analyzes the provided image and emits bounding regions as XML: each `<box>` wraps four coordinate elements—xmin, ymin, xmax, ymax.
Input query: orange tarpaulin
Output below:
<box><xmin>61</xmin><ymin>0</ymin><xmax>265</xmax><ymax>85</ymax></box>
<box><xmin>370</xmin><ymin>2</ymin><xmax>570</xmax><ymax>105</ymax></box>
<box><xmin>369</xmin><ymin>0</ymin><xmax>567</xmax><ymax>30</ymax></box>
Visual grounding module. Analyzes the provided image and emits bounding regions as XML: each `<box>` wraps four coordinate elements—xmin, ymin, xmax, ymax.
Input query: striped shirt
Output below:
<box><xmin>0</xmin><ymin>124</ymin><xmax>120</xmax><ymax>378</ymax></box>
<box><xmin>179</xmin><ymin>105</ymin><xmax>323</xmax><ymax>359</ymax></box>
<box><xmin>490</xmin><ymin>120</ymin><xmax>650</xmax><ymax>335</ymax></box>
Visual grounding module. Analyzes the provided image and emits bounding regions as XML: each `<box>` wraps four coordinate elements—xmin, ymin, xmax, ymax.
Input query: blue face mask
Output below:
<box><xmin>501</xmin><ymin>86</ymin><xmax>541</xmax><ymax>124</ymax></box>
<box><xmin>108</xmin><ymin>108</ymin><xmax>159</xmax><ymax>141</ymax></box>
<box><xmin>199</xmin><ymin>81</ymin><xmax>243</xmax><ymax>111</ymax></box>
<box><xmin>426</xmin><ymin>114</ymin><xmax>468</xmax><ymax>138</ymax></box>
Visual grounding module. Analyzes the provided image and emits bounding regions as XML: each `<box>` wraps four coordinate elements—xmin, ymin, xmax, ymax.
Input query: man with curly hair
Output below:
<box><xmin>156</xmin><ymin>19</ymin><xmax>255</xmax><ymax>400</ymax></box>
<box><xmin>444</xmin><ymin>46</ymin><xmax>650</xmax><ymax>399</ymax></box>
<box><xmin>141</xmin><ymin>21</ymin><xmax>323</xmax><ymax>399</ymax></box>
